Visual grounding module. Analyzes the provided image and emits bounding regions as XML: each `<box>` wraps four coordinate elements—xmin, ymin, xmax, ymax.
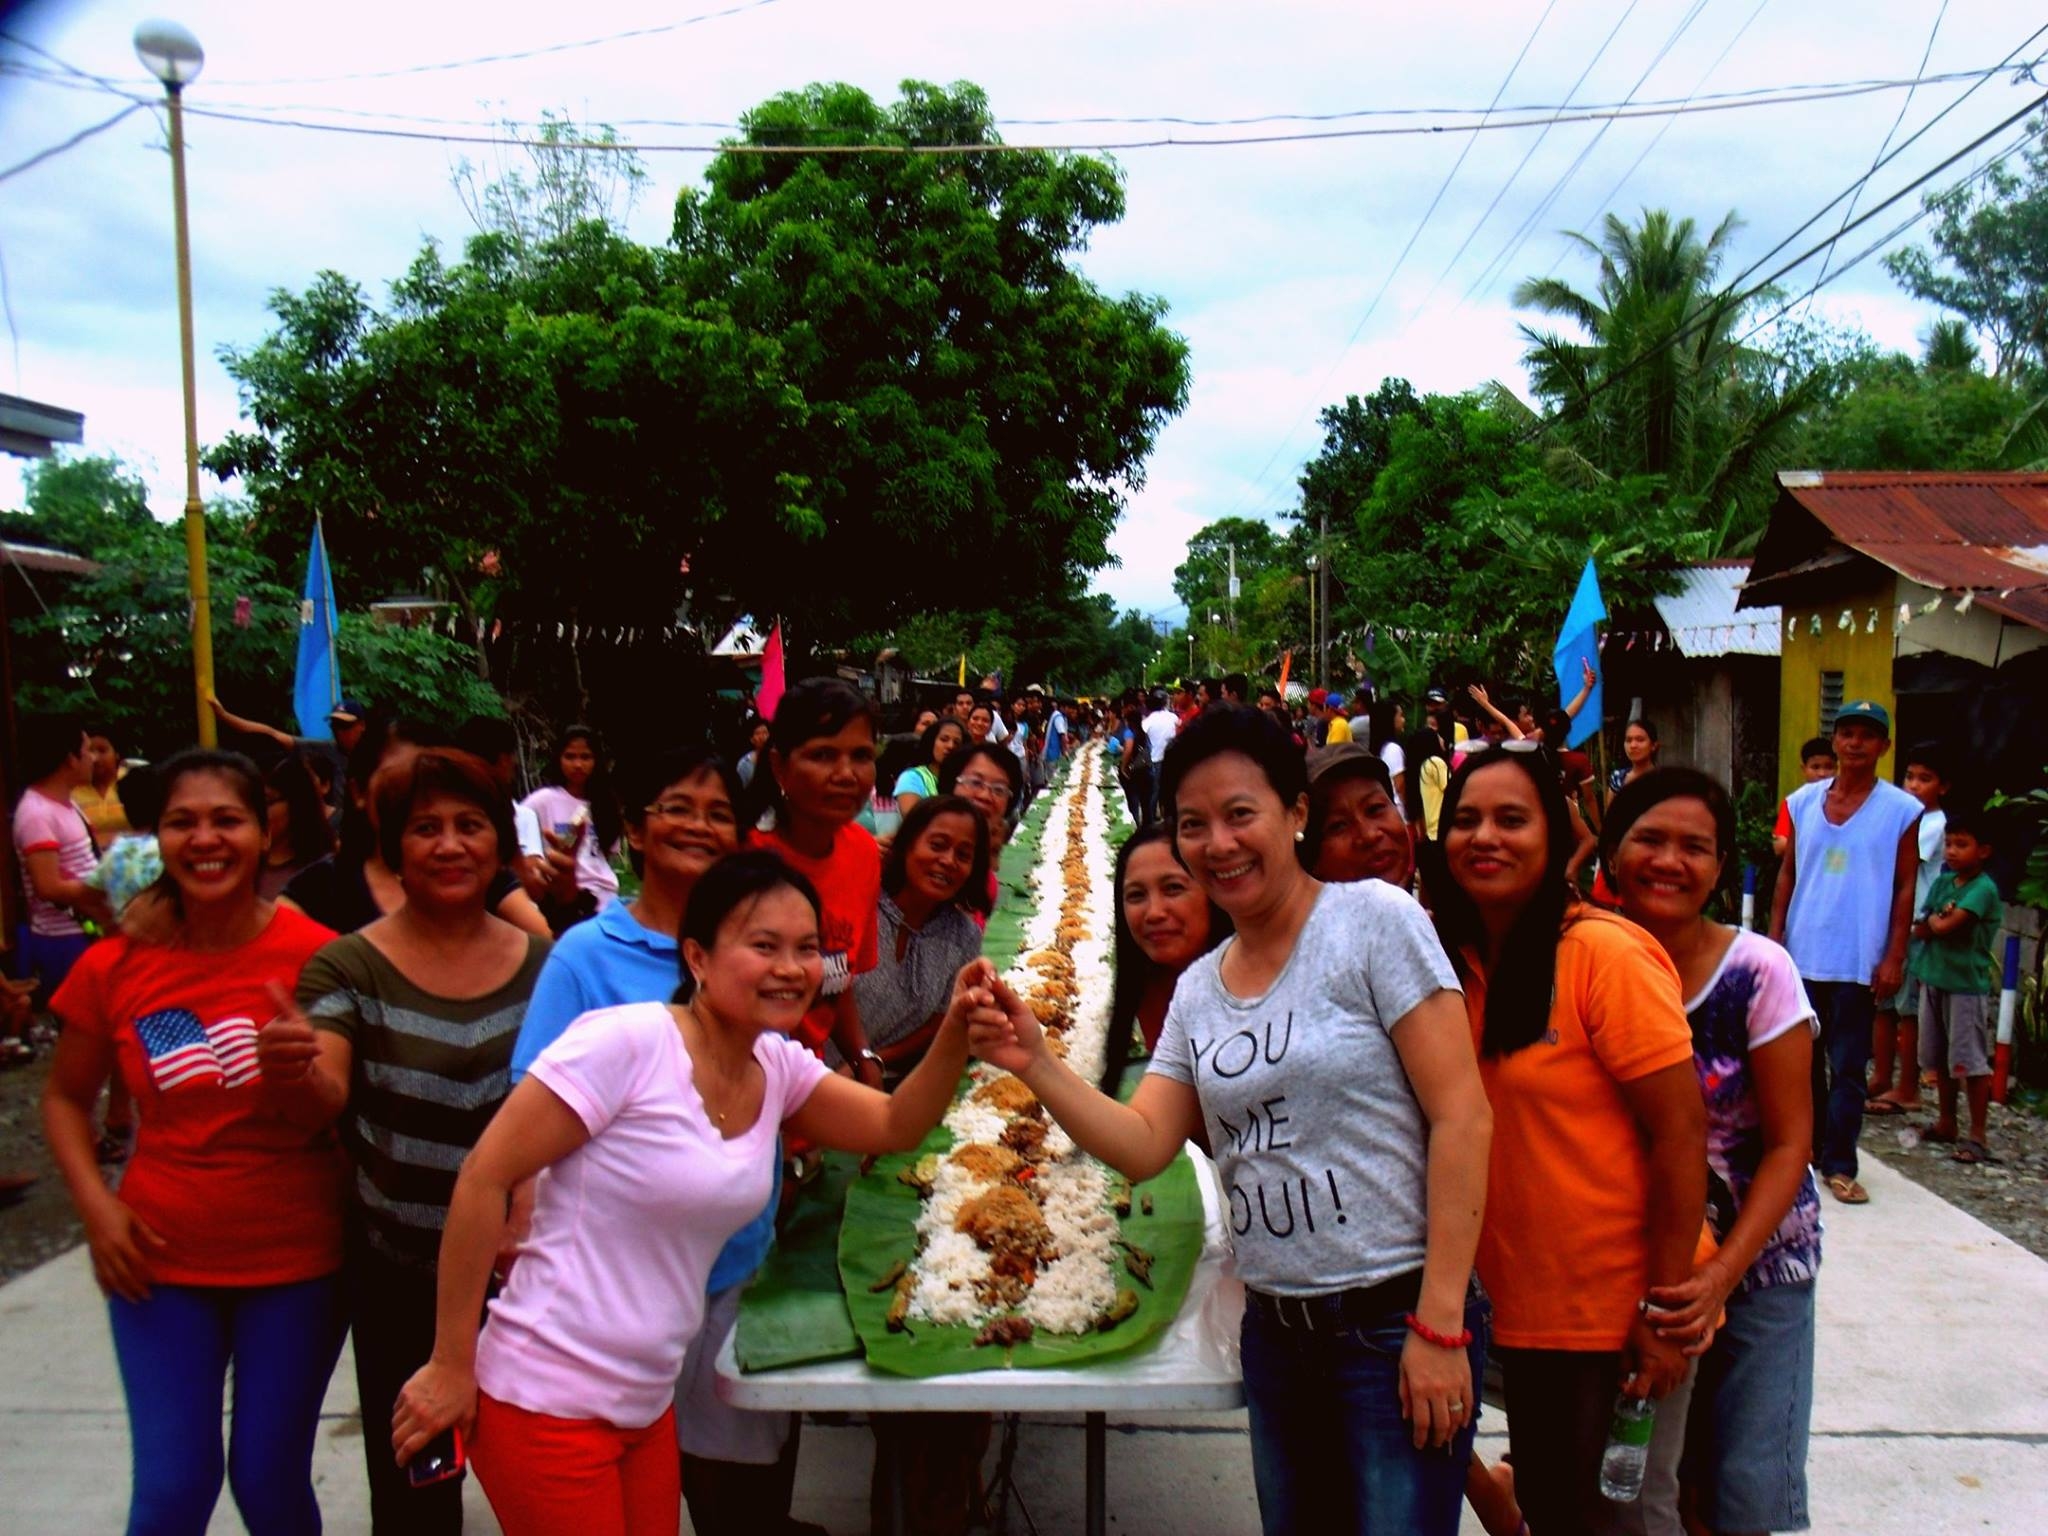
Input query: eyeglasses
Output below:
<box><xmin>645</xmin><ymin>801</ymin><xmax>737</xmax><ymax>825</ymax></box>
<box><xmin>954</xmin><ymin>775</ymin><xmax>1014</xmax><ymax>806</ymax></box>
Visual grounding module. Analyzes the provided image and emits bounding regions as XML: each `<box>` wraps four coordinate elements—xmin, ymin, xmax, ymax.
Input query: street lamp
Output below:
<box><xmin>134</xmin><ymin>19</ymin><xmax>216</xmax><ymax>746</ymax></box>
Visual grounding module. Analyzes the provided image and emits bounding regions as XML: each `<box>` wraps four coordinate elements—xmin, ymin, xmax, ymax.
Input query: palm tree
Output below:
<box><xmin>1512</xmin><ymin>209</ymin><xmax>1820</xmax><ymax>544</ymax></box>
<box><xmin>1922</xmin><ymin>318</ymin><xmax>1980</xmax><ymax>372</ymax></box>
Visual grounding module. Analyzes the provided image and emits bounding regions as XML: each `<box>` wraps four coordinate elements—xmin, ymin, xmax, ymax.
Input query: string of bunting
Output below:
<box><xmin>208</xmin><ymin>598</ymin><xmax>707</xmax><ymax>649</ymax></box>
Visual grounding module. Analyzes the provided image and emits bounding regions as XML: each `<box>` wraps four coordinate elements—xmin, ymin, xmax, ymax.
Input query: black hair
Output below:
<box><xmin>337</xmin><ymin>717</ymin><xmax>450</xmax><ymax>863</ymax></box>
<box><xmin>936</xmin><ymin>741</ymin><xmax>1024</xmax><ymax>808</ymax></box>
<box><xmin>1798</xmin><ymin>736</ymin><xmax>1835</xmax><ymax>764</ymax></box>
<box><xmin>1625</xmin><ymin>717</ymin><xmax>1662</xmax><ymax>749</ymax></box>
<box><xmin>618</xmin><ymin>745</ymin><xmax>744</xmax><ymax>879</ymax></box>
<box><xmin>747</xmin><ymin>677</ymin><xmax>882</xmax><ymax>827</ymax></box>
<box><xmin>1159</xmin><ymin>704</ymin><xmax>1310</xmax><ymax>829</ymax></box>
<box><xmin>675</xmin><ymin>850</ymin><xmax>824</xmax><ymax>1004</ymax></box>
<box><xmin>881</xmin><ymin>793</ymin><xmax>993</xmax><ymax>916</ymax></box>
<box><xmin>1367</xmin><ymin>699</ymin><xmax>1404</xmax><ymax>754</ymax></box>
<box><xmin>148</xmin><ymin>750</ymin><xmax>270</xmax><ymax>917</ymax></box>
<box><xmin>1256</xmin><ymin>685</ymin><xmax>1281</xmax><ymax>705</ymax></box>
<box><xmin>114</xmin><ymin>762</ymin><xmax>164</xmax><ymax>832</ymax></box>
<box><xmin>1902</xmin><ymin>740</ymin><xmax>1952</xmax><ymax>783</ymax></box>
<box><xmin>266</xmin><ymin>749</ymin><xmax>337</xmax><ymax>865</ymax></box>
<box><xmin>455</xmin><ymin>715</ymin><xmax>519</xmax><ymax>763</ymax></box>
<box><xmin>1543</xmin><ymin>708</ymin><xmax>1575</xmax><ymax>745</ymax></box>
<box><xmin>1221</xmin><ymin>672</ymin><xmax>1248</xmax><ymax>702</ymax></box>
<box><xmin>17</xmin><ymin>714</ymin><xmax>86</xmax><ymax>786</ymax></box>
<box><xmin>543</xmin><ymin>724</ymin><xmax>622</xmax><ymax>856</ymax></box>
<box><xmin>1432</xmin><ymin>748</ymin><xmax>1580</xmax><ymax>1059</ymax></box>
<box><xmin>1100</xmin><ymin>824</ymin><xmax>1233</xmax><ymax>1094</ymax></box>
<box><xmin>373</xmin><ymin>749</ymin><xmax>517</xmax><ymax>875</ymax></box>
<box><xmin>914</xmin><ymin>715</ymin><xmax>968</xmax><ymax>773</ymax></box>
<box><xmin>82</xmin><ymin>721</ymin><xmax>119</xmax><ymax>756</ymax></box>
<box><xmin>1599</xmin><ymin>767</ymin><xmax>1737</xmax><ymax>874</ymax></box>
<box><xmin>1304</xmin><ymin>750</ymin><xmax>1397</xmax><ymax>870</ymax></box>
<box><xmin>1943</xmin><ymin>803</ymin><xmax>1996</xmax><ymax>845</ymax></box>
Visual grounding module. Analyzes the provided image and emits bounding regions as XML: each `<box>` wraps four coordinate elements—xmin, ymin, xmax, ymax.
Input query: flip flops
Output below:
<box><xmin>1826</xmin><ymin>1174</ymin><xmax>1869</xmax><ymax>1204</ymax></box>
<box><xmin>1863</xmin><ymin>1098</ymin><xmax>1908</xmax><ymax>1116</ymax></box>
<box><xmin>1917</xmin><ymin>1125</ymin><xmax>1958</xmax><ymax>1147</ymax></box>
<box><xmin>1952</xmin><ymin>1139</ymin><xmax>1999</xmax><ymax>1165</ymax></box>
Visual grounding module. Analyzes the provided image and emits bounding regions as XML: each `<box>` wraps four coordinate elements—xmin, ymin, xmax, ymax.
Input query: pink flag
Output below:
<box><xmin>757</xmin><ymin>622</ymin><xmax>786</xmax><ymax>721</ymax></box>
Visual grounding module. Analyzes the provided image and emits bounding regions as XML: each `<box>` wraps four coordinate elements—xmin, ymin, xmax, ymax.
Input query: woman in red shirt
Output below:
<box><xmin>43</xmin><ymin>749</ymin><xmax>347</xmax><ymax>1536</ymax></box>
<box><xmin>747</xmin><ymin>678</ymin><xmax>888</xmax><ymax>1085</ymax></box>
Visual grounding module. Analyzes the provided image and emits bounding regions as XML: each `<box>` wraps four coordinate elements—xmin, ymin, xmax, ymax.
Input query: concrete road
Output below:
<box><xmin>2</xmin><ymin>1153</ymin><xmax>2043</xmax><ymax>1534</ymax></box>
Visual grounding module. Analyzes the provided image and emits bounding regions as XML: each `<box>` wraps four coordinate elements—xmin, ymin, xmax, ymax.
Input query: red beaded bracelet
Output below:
<box><xmin>1403</xmin><ymin>1312</ymin><xmax>1474</xmax><ymax>1349</ymax></box>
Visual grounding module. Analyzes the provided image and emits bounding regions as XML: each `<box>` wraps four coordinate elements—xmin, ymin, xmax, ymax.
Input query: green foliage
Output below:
<box><xmin>1884</xmin><ymin>116</ymin><xmax>2048</xmax><ymax>381</ymax></box>
<box><xmin>1785</xmin><ymin>348</ymin><xmax>2035</xmax><ymax>471</ymax></box>
<box><xmin>1171</xmin><ymin>516</ymin><xmax>1282</xmax><ymax>616</ymax></box>
<box><xmin>0</xmin><ymin>453</ymin><xmax>154</xmax><ymax>555</ymax></box>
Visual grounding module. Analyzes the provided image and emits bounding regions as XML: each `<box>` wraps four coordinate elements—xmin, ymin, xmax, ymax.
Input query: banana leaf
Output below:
<box><xmin>838</xmin><ymin>1143</ymin><xmax>1204</xmax><ymax>1378</ymax></box>
<box><xmin>733</xmin><ymin>1155</ymin><xmax>862</xmax><ymax>1371</ymax></box>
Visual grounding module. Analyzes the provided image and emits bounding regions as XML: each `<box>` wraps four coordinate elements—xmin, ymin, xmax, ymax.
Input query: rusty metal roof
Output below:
<box><xmin>1744</xmin><ymin>471</ymin><xmax>2048</xmax><ymax>633</ymax></box>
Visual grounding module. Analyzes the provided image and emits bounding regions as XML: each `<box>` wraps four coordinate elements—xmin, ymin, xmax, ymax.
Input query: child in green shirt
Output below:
<box><xmin>1908</xmin><ymin>807</ymin><xmax>2003</xmax><ymax>1164</ymax></box>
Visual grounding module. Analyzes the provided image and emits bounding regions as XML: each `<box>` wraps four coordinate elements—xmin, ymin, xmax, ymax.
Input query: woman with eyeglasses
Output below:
<box><xmin>937</xmin><ymin>744</ymin><xmax>1026</xmax><ymax>925</ymax></box>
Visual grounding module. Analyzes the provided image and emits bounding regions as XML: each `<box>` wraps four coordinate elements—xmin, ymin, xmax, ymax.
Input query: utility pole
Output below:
<box><xmin>1226</xmin><ymin>541</ymin><xmax>1239</xmax><ymax>635</ymax></box>
<box><xmin>1316</xmin><ymin>511</ymin><xmax>1330</xmax><ymax>688</ymax></box>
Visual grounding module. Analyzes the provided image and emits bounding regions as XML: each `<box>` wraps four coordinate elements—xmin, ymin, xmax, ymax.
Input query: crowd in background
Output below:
<box><xmin>2</xmin><ymin>663</ymin><xmax>2008</xmax><ymax>1536</ymax></box>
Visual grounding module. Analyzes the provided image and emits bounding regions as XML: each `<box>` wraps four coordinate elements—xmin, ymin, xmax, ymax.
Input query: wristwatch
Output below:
<box><xmin>855</xmin><ymin>1048</ymin><xmax>885</xmax><ymax>1073</ymax></box>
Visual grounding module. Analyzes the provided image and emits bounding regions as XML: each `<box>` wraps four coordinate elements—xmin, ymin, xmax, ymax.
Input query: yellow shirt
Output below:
<box><xmin>1324</xmin><ymin>716</ymin><xmax>1353</xmax><ymax>744</ymax></box>
<box><xmin>73</xmin><ymin>779</ymin><xmax>129</xmax><ymax>845</ymax></box>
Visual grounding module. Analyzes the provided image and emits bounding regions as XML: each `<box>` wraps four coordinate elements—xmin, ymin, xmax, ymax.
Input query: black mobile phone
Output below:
<box><xmin>407</xmin><ymin>1427</ymin><xmax>466</xmax><ymax>1488</ymax></box>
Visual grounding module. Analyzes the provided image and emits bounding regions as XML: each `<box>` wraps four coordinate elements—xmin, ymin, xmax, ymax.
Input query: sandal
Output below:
<box><xmin>1952</xmin><ymin>1139</ymin><xmax>1999</xmax><ymax>1165</ymax></box>
<box><xmin>1826</xmin><ymin>1174</ymin><xmax>1869</xmax><ymax>1204</ymax></box>
<box><xmin>1918</xmin><ymin>1125</ymin><xmax>1958</xmax><ymax>1146</ymax></box>
<box><xmin>1863</xmin><ymin>1098</ymin><xmax>1907</xmax><ymax>1116</ymax></box>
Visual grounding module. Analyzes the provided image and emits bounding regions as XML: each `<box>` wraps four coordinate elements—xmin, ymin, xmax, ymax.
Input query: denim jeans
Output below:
<box><xmin>107</xmin><ymin>1274</ymin><xmax>347</xmax><ymax>1536</ymax></box>
<box><xmin>1240</xmin><ymin>1289</ymin><xmax>1488</xmax><ymax>1535</ymax></box>
<box><xmin>1807</xmin><ymin>980</ymin><xmax>1875</xmax><ymax>1178</ymax></box>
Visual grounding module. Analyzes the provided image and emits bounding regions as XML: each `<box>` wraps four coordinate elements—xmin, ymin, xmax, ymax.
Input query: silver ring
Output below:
<box><xmin>1447</xmin><ymin>1402</ymin><xmax>1465</xmax><ymax>1414</ymax></box>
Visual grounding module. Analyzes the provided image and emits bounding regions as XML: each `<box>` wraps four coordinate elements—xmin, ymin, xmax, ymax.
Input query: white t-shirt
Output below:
<box><xmin>1141</xmin><ymin>708</ymin><xmax>1179</xmax><ymax>762</ymax></box>
<box><xmin>476</xmin><ymin>1003</ymin><xmax>829</xmax><ymax>1426</ymax></box>
<box><xmin>1149</xmin><ymin>880</ymin><xmax>1460</xmax><ymax>1295</ymax></box>
<box><xmin>519</xmin><ymin>785</ymin><xmax>621</xmax><ymax>907</ymax></box>
<box><xmin>1379</xmin><ymin>741</ymin><xmax>1407</xmax><ymax>779</ymax></box>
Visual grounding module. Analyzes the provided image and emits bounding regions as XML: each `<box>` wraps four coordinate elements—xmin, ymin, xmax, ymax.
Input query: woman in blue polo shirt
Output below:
<box><xmin>508</xmin><ymin>745</ymin><xmax>793</xmax><ymax>1535</ymax></box>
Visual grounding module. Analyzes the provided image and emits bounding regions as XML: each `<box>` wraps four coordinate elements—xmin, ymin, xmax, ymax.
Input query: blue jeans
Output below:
<box><xmin>1240</xmin><ymin>1289</ymin><xmax>1488</xmax><ymax>1535</ymax></box>
<box><xmin>1807</xmin><ymin>980</ymin><xmax>1875</xmax><ymax>1178</ymax></box>
<box><xmin>107</xmin><ymin>1274</ymin><xmax>347</xmax><ymax>1536</ymax></box>
<box><xmin>1684</xmin><ymin>1280</ymin><xmax>1815</xmax><ymax>1532</ymax></box>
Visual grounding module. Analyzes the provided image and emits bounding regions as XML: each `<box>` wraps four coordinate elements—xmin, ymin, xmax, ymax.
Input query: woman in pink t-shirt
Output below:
<box><xmin>391</xmin><ymin>850</ymin><xmax>982</xmax><ymax>1536</ymax></box>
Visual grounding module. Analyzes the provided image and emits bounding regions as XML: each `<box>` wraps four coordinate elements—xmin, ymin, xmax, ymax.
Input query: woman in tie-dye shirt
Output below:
<box><xmin>1606</xmin><ymin>768</ymin><xmax>1821</xmax><ymax>1536</ymax></box>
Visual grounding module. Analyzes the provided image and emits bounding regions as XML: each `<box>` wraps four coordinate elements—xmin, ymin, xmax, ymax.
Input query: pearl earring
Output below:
<box><xmin>1293</xmin><ymin>829</ymin><xmax>1304</xmax><ymax>843</ymax></box>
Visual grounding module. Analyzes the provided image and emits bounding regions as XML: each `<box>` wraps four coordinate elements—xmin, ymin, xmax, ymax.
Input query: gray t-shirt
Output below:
<box><xmin>1148</xmin><ymin>879</ymin><xmax>1460</xmax><ymax>1295</ymax></box>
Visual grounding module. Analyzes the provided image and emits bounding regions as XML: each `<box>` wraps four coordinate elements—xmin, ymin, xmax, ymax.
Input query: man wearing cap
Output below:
<box><xmin>1770</xmin><ymin>700</ymin><xmax>1923</xmax><ymax>1206</ymax></box>
<box><xmin>1304</xmin><ymin>742</ymin><xmax>1413</xmax><ymax>888</ymax></box>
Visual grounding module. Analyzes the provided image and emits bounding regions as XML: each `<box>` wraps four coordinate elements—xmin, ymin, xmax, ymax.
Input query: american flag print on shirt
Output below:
<box><xmin>134</xmin><ymin>1008</ymin><xmax>261</xmax><ymax>1092</ymax></box>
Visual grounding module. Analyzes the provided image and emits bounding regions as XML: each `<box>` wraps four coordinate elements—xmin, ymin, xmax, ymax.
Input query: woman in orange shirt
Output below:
<box><xmin>1434</xmin><ymin>744</ymin><xmax>1707</xmax><ymax>1535</ymax></box>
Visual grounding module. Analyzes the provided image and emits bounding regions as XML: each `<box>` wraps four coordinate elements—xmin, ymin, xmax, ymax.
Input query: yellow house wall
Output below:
<box><xmin>1775</xmin><ymin>578</ymin><xmax>1898</xmax><ymax>799</ymax></box>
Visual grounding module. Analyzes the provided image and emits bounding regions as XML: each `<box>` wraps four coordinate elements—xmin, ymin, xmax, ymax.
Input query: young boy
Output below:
<box><xmin>1772</xmin><ymin>736</ymin><xmax>1837</xmax><ymax>858</ymax></box>
<box><xmin>1909</xmin><ymin>807</ymin><xmax>2003</xmax><ymax>1164</ymax></box>
<box><xmin>1868</xmin><ymin>742</ymin><xmax>1951</xmax><ymax>1113</ymax></box>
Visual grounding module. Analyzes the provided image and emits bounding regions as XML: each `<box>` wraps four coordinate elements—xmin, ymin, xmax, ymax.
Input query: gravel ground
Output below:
<box><xmin>0</xmin><ymin>1046</ymin><xmax>85</xmax><ymax>1285</ymax></box>
<box><xmin>1859</xmin><ymin>1088</ymin><xmax>2048</xmax><ymax>1261</ymax></box>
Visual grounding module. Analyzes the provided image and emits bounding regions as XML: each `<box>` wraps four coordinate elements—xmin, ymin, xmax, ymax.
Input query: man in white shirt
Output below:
<box><xmin>1140</xmin><ymin>692</ymin><xmax>1179</xmax><ymax>823</ymax></box>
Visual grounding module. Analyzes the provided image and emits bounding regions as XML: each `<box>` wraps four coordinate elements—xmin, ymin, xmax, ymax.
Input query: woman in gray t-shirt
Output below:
<box><xmin>968</xmin><ymin>706</ymin><xmax>1492</xmax><ymax>1536</ymax></box>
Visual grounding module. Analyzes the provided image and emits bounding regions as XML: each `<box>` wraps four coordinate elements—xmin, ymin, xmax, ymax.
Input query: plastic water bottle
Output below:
<box><xmin>1599</xmin><ymin>1395</ymin><xmax>1656</xmax><ymax>1501</ymax></box>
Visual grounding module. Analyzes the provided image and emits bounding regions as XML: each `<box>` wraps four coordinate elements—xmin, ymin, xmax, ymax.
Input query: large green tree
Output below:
<box><xmin>669</xmin><ymin>80</ymin><xmax>1191</xmax><ymax>637</ymax></box>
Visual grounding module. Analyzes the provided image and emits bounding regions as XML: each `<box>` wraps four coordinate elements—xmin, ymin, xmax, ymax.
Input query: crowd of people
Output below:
<box><xmin>2</xmin><ymin>666</ymin><xmax>2009</xmax><ymax>1536</ymax></box>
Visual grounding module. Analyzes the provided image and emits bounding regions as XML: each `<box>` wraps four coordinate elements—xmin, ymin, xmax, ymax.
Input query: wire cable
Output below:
<box><xmin>1464</xmin><ymin>0</ymin><xmax>1716</xmax><ymax>305</ymax></box>
<box><xmin>1811</xmin><ymin>0</ymin><xmax>1950</xmax><ymax>294</ymax></box>
<box><xmin>0</xmin><ymin>101</ymin><xmax>147</xmax><ymax>186</ymax></box>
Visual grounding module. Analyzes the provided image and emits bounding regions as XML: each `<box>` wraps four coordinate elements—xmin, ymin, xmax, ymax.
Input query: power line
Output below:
<box><xmin>1412</xmin><ymin>0</ymin><xmax>1648</xmax><ymax>313</ymax></box>
<box><xmin>1463</xmin><ymin>0</ymin><xmax>1716</xmax><ymax>306</ymax></box>
<box><xmin>199</xmin><ymin>0</ymin><xmax>789</xmax><ymax>87</ymax></box>
<box><xmin>1811</xmin><ymin>0</ymin><xmax>1950</xmax><ymax>294</ymax></box>
<box><xmin>1548</xmin><ymin>0</ymin><xmax>1774</xmax><ymax>274</ymax></box>
<box><xmin>1206</xmin><ymin>0</ymin><xmax>1564</xmax><ymax>528</ymax></box>
<box><xmin>1528</xmin><ymin>90</ymin><xmax>2048</xmax><ymax>448</ymax></box>
<box><xmin>0</xmin><ymin>101</ymin><xmax>147</xmax><ymax>187</ymax></box>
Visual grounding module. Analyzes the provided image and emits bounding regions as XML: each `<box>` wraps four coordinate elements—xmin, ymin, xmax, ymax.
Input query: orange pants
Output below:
<box><xmin>471</xmin><ymin>1392</ymin><xmax>680</xmax><ymax>1536</ymax></box>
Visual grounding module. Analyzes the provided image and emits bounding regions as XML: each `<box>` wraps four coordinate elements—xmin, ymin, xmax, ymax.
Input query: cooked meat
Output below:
<box><xmin>955</xmin><ymin>1183</ymin><xmax>1056</xmax><ymax>1261</ymax></box>
<box><xmin>947</xmin><ymin>1142</ymin><xmax>1023</xmax><ymax>1182</ymax></box>
<box><xmin>972</xmin><ymin>1075</ymin><xmax>1041</xmax><ymax>1116</ymax></box>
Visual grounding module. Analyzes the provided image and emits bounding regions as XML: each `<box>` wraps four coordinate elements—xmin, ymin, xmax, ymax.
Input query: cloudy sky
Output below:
<box><xmin>1</xmin><ymin>0</ymin><xmax>2038</xmax><ymax>622</ymax></box>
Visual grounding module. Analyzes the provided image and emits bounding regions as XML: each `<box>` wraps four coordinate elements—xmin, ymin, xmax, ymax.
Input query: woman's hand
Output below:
<box><xmin>1398</xmin><ymin>1328</ymin><xmax>1473</xmax><ymax>1450</ymax></box>
<box><xmin>963</xmin><ymin>974</ymin><xmax>1044</xmax><ymax>1078</ymax></box>
<box><xmin>1581</xmin><ymin>656</ymin><xmax>1598</xmax><ymax>690</ymax></box>
<box><xmin>1646</xmin><ymin>1258</ymin><xmax>1735</xmax><ymax>1358</ymax></box>
<box><xmin>83</xmin><ymin>1196</ymin><xmax>167</xmax><ymax>1302</ymax></box>
<box><xmin>257</xmin><ymin>982</ymin><xmax>321</xmax><ymax>1085</ymax></box>
<box><xmin>1621</xmin><ymin>1309</ymin><xmax>1691</xmax><ymax>1399</ymax></box>
<box><xmin>392</xmin><ymin>1358</ymin><xmax>478</xmax><ymax>1468</ymax></box>
<box><xmin>1466</xmin><ymin>683</ymin><xmax>1492</xmax><ymax>709</ymax></box>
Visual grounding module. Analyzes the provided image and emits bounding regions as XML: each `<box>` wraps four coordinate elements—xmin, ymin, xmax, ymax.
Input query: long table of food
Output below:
<box><xmin>716</xmin><ymin>745</ymin><xmax>1246</xmax><ymax>1536</ymax></box>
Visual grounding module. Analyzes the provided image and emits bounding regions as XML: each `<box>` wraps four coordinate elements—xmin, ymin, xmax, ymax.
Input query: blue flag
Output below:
<box><xmin>293</xmin><ymin>518</ymin><xmax>341</xmax><ymax>740</ymax></box>
<box><xmin>1553</xmin><ymin>559</ymin><xmax>1605</xmax><ymax>750</ymax></box>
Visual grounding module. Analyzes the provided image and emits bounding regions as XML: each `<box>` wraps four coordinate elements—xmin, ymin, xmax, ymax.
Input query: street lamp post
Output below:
<box><xmin>134</xmin><ymin>19</ymin><xmax>215</xmax><ymax>747</ymax></box>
